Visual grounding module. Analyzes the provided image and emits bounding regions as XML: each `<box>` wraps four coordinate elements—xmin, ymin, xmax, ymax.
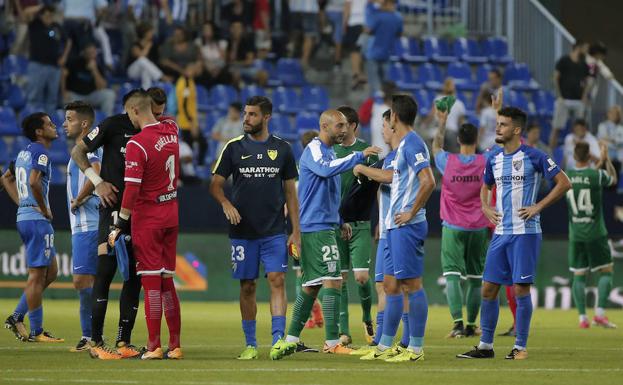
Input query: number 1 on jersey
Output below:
<box><xmin>165</xmin><ymin>155</ymin><xmax>175</xmax><ymax>191</ymax></box>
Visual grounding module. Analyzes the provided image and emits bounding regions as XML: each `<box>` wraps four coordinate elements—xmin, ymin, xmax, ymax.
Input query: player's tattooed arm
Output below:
<box><xmin>0</xmin><ymin>168</ymin><xmax>18</xmax><ymax>205</ymax></box>
<box><xmin>432</xmin><ymin>106</ymin><xmax>449</xmax><ymax>156</ymax></box>
<box><xmin>210</xmin><ymin>174</ymin><xmax>241</xmax><ymax>225</ymax></box>
<box><xmin>480</xmin><ymin>184</ymin><xmax>501</xmax><ymax>226</ymax></box>
<box><xmin>29</xmin><ymin>169</ymin><xmax>52</xmax><ymax>221</ymax></box>
<box><xmin>71</xmin><ymin>162</ymin><xmax>100</xmax><ymax>212</ymax></box>
<box><xmin>394</xmin><ymin>167</ymin><xmax>436</xmax><ymax>225</ymax></box>
<box><xmin>353</xmin><ymin>164</ymin><xmax>393</xmax><ymax>183</ymax></box>
<box><xmin>71</xmin><ymin>140</ymin><xmax>118</xmax><ymax>207</ymax></box>
<box><xmin>284</xmin><ymin>178</ymin><xmax>301</xmax><ymax>259</ymax></box>
<box><xmin>518</xmin><ymin>171</ymin><xmax>571</xmax><ymax>220</ymax></box>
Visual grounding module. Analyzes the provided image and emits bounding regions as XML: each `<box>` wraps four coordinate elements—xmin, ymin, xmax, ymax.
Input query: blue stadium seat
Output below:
<box><xmin>276</xmin><ymin>58</ymin><xmax>306</xmax><ymax>87</ymax></box>
<box><xmin>504</xmin><ymin>62</ymin><xmax>539</xmax><ymax>92</ymax></box>
<box><xmin>454</xmin><ymin>38</ymin><xmax>488</xmax><ymax>64</ymax></box>
<box><xmin>389</xmin><ymin>38</ymin><xmax>405</xmax><ymax>62</ymax></box>
<box><xmin>19</xmin><ymin>105</ymin><xmax>43</xmax><ymax>121</ymax></box>
<box><xmin>196</xmin><ymin>84</ymin><xmax>210</xmax><ymax>112</ymax></box>
<box><xmin>240</xmin><ymin>85</ymin><xmax>266</xmax><ymax>103</ymax></box>
<box><xmin>413</xmin><ymin>89</ymin><xmax>434</xmax><ymax>116</ymax></box>
<box><xmin>423</xmin><ymin>37</ymin><xmax>455</xmax><ymax>63</ymax></box>
<box><xmin>270</xmin><ymin>114</ymin><xmax>297</xmax><ymax>141</ymax></box>
<box><xmin>50</xmin><ymin>109</ymin><xmax>65</xmax><ymax>129</ymax></box>
<box><xmin>301</xmin><ymin>86</ymin><xmax>329</xmax><ymax>112</ymax></box>
<box><xmin>446</xmin><ymin>62</ymin><xmax>478</xmax><ymax>91</ymax></box>
<box><xmin>2</xmin><ymin>55</ymin><xmax>28</xmax><ymax>77</ymax></box>
<box><xmin>152</xmin><ymin>81</ymin><xmax>174</xmax><ymax>97</ymax></box>
<box><xmin>552</xmin><ymin>146</ymin><xmax>564</xmax><ymax>167</ymax></box>
<box><xmin>0</xmin><ymin>138</ymin><xmax>9</xmax><ymax>165</ymax></box>
<box><xmin>536</xmin><ymin>116</ymin><xmax>553</xmax><ymax>143</ymax></box>
<box><xmin>10</xmin><ymin>137</ymin><xmax>30</xmax><ymax>159</ymax></box>
<box><xmin>295</xmin><ymin>112</ymin><xmax>318</xmax><ymax>133</ymax></box>
<box><xmin>533</xmin><ymin>90</ymin><xmax>555</xmax><ymax>117</ymax></box>
<box><xmin>50</xmin><ymin>165</ymin><xmax>67</xmax><ymax>185</ymax></box>
<box><xmin>387</xmin><ymin>62</ymin><xmax>420</xmax><ymax>91</ymax></box>
<box><xmin>464</xmin><ymin>111</ymin><xmax>480</xmax><ymax>127</ymax></box>
<box><xmin>201</xmin><ymin>111</ymin><xmax>224</xmax><ymax>136</ymax></box>
<box><xmin>417</xmin><ymin>63</ymin><xmax>443</xmax><ymax>91</ymax></box>
<box><xmin>209</xmin><ymin>85</ymin><xmax>239</xmax><ymax>111</ymax></box>
<box><xmin>94</xmin><ymin>110</ymin><xmax>107</xmax><ymax>126</ymax></box>
<box><xmin>484</xmin><ymin>37</ymin><xmax>513</xmax><ymax>64</ymax></box>
<box><xmin>272</xmin><ymin>87</ymin><xmax>301</xmax><ymax>114</ymax></box>
<box><xmin>0</xmin><ymin>107</ymin><xmax>20</xmax><ymax>135</ymax></box>
<box><xmin>475</xmin><ymin>63</ymin><xmax>494</xmax><ymax>85</ymax></box>
<box><xmin>48</xmin><ymin>139</ymin><xmax>70</xmax><ymax>164</ymax></box>
<box><xmin>404</xmin><ymin>38</ymin><xmax>428</xmax><ymax>63</ymax></box>
<box><xmin>456</xmin><ymin>90</ymin><xmax>476</xmax><ymax>114</ymax></box>
<box><xmin>118</xmin><ymin>82</ymin><xmax>139</xmax><ymax>102</ymax></box>
<box><xmin>291</xmin><ymin>140</ymin><xmax>304</xmax><ymax>161</ymax></box>
<box><xmin>6</xmin><ymin>84</ymin><xmax>26</xmax><ymax>110</ymax></box>
<box><xmin>506</xmin><ymin>90</ymin><xmax>532</xmax><ymax>114</ymax></box>
<box><xmin>253</xmin><ymin>60</ymin><xmax>281</xmax><ymax>87</ymax></box>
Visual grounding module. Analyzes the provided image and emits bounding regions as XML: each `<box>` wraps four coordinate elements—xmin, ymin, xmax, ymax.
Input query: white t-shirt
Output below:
<box><xmin>347</xmin><ymin>0</ymin><xmax>366</xmax><ymax>26</ymax></box>
<box><xmin>598</xmin><ymin>120</ymin><xmax>623</xmax><ymax>162</ymax></box>
<box><xmin>370</xmin><ymin>101</ymin><xmax>390</xmax><ymax>157</ymax></box>
<box><xmin>563</xmin><ymin>132</ymin><xmax>601</xmax><ymax>170</ymax></box>
<box><xmin>179</xmin><ymin>140</ymin><xmax>196</xmax><ymax>177</ymax></box>
<box><xmin>479</xmin><ymin>106</ymin><xmax>497</xmax><ymax>150</ymax></box>
<box><xmin>434</xmin><ymin>96</ymin><xmax>465</xmax><ymax>133</ymax></box>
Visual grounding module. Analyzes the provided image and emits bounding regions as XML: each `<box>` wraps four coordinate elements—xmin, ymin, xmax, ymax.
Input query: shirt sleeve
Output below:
<box><xmin>599</xmin><ymin>169</ymin><xmax>614</xmax><ymax>187</ymax></box>
<box><xmin>531</xmin><ymin>148</ymin><xmax>561</xmax><ymax>180</ymax></box>
<box><xmin>282</xmin><ymin>143</ymin><xmax>299</xmax><ymax>180</ymax></box>
<box><xmin>434</xmin><ymin>150</ymin><xmax>449</xmax><ymax>175</ymax></box>
<box><xmin>483</xmin><ymin>156</ymin><xmax>495</xmax><ymax>186</ymax></box>
<box><xmin>305</xmin><ymin>143</ymin><xmax>364</xmax><ymax>178</ymax></box>
<box><xmin>213</xmin><ymin>140</ymin><xmax>233</xmax><ymax>178</ymax></box>
<box><xmin>82</xmin><ymin>123</ymin><xmax>108</xmax><ymax>153</ymax></box>
<box><xmin>407</xmin><ymin>141</ymin><xmax>431</xmax><ymax>175</ymax></box>
<box><xmin>124</xmin><ymin>140</ymin><xmax>146</xmax><ymax>185</ymax></box>
<box><xmin>87</xmin><ymin>151</ymin><xmax>101</xmax><ymax>165</ymax></box>
<box><xmin>31</xmin><ymin>148</ymin><xmax>49</xmax><ymax>174</ymax></box>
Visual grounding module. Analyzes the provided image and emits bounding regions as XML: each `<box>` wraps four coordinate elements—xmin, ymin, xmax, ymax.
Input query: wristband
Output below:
<box><xmin>84</xmin><ymin>167</ymin><xmax>103</xmax><ymax>187</ymax></box>
<box><xmin>114</xmin><ymin>215</ymin><xmax>130</xmax><ymax>233</ymax></box>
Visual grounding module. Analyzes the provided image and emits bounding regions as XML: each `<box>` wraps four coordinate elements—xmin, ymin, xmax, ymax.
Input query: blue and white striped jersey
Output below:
<box><xmin>386</xmin><ymin>131</ymin><xmax>430</xmax><ymax>230</ymax></box>
<box><xmin>66</xmin><ymin>148</ymin><xmax>102</xmax><ymax>234</ymax></box>
<box><xmin>298</xmin><ymin>138</ymin><xmax>364</xmax><ymax>232</ymax></box>
<box><xmin>14</xmin><ymin>142</ymin><xmax>51</xmax><ymax>222</ymax></box>
<box><xmin>378</xmin><ymin>150</ymin><xmax>396</xmax><ymax>239</ymax></box>
<box><xmin>484</xmin><ymin>144</ymin><xmax>561</xmax><ymax>235</ymax></box>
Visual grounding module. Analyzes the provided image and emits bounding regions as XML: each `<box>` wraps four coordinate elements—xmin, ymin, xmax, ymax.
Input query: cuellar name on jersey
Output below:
<box><xmin>155</xmin><ymin>134</ymin><xmax>178</xmax><ymax>151</ymax></box>
<box><xmin>238</xmin><ymin>166</ymin><xmax>281</xmax><ymax>178</ymax></box>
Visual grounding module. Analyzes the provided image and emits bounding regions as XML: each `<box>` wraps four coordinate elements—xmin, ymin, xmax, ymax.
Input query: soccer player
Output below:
<box><xmin>1</xmin><ymin>112</ymin><xmax>63</xmax><ymax>342</ymax></box>
<box><xmin>432</xmin><ymin>110</ymin><xmax>489</xmax><ymax>339</ymax></box>
<box><xmin>109</xmin><ymin>90</ymin><xmax>182</xmax><ymax>360</ymax></box>
<box><xmin>457</xmin><ymin>106</ymin><xmax>571</xmax><ymax>360</ymax></box>
<box><xmin>63</xmin><ymin>101</ymin><xmax>102</xmax><ymax>351</ymax></box>
<box><xmin>210</xmin><ymin>96</ymin><xmax>301</xmax><ymax>360</ymax></box>
<box><xmin>284</xmin><ymin>109</ymin><xmax>380</xmax><ymax>354</ymax></box>
<box><xmin>71</xmin><ymin>87</ymin><xmax>168</xmax><ymax>359</ymax></box>
<box><xmin>566</xmin><ymin>141</ymin><xmax>617</xmax><ymax>329</ymax></box>
<box><xmin>332</xmin><ymin>105</ymin><xmax>378</xmax><ymax>345</ymax></box>
<box><xmin>354</xmin><ymin>95</ymin><xmax>435</xmax><ymax>362</ymax></box>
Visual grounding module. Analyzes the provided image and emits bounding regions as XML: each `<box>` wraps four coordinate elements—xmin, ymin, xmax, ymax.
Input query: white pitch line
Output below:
<box><xmin>2</xmin><ymin>378</ymin><xmax>138</xmax><ymax>384</ymax></box>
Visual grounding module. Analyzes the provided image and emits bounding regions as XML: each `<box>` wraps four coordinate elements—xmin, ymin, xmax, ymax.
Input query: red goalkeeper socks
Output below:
<box><xmin>162</xmin><ymin>277</ymin><xmax>181</xmax><ymax>349</ymax></box>
<box><xmin>506</xmin><ymin>285</ymin><xmax>517</xmax><ymax>328</ymax></box>
<box><xmin>141</xmin><ymin>275</ymin><xmax>163</xmax><ymax>351</ymax></box>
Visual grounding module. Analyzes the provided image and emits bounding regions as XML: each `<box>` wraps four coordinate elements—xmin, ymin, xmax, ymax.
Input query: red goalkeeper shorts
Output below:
<box><xmin>132</xmin><ymin>226</ymin><xmax>179</xmax><ymax>275</ymax></box>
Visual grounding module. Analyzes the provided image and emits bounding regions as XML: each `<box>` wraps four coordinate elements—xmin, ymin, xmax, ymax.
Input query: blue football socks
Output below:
<box><xmin>514</xmin><ymin>294</ymin><xmax>533</xmax><ymax>349</ymax></box>
<box><xmin>271</xmin><ymin>315</ymin><xmax>285</xmax><ymax>345</ymax></box>
<box><xmin>79</xmin><ymin>287</ymin><xmax>93</xmax><ymax>338</ymax></box>
<box><xmin>407</xmin><ymin>289</ymin><xmax>428</xmax><ymax>352</ymax></box>
<box><xmin>241</xmin><ymin>319</ymin><xmax>257</xmax><ymax>347</ymax></box>
<box><xmin>13</xmin><ymin>293</ymin><xmax>28</xmax><ymax>322</ymax></box>
<box><xmin>479</xmin><ymin>298</ymin><xmax>500</xmax><ymax>347</ymax></box>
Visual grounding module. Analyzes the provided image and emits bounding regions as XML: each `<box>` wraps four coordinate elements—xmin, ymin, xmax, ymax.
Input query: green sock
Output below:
<box><xmin>287</xmin><ymin>290</ymin><xmax>316</xmax><ymax>337</ymax></box>
<box><xmin>466</xmin><ymin>278</ymin><xmax>481</xmax><ymax>325</ymax></box>
<box><xmin>597</xmin><ymin>272</ymin><xmax>613</xmax><ymax>308</ymax></box>
<box><xmin>295</xmin><ymin>274</ymin><xmax>302</xmax><ymax>298</ymax></box>
<box><xmin>322</xmin><ymin>287</ymin><xmax>342</xmax><ymax>341</ymax></box>
<box><xmin>339</xmin><ymin>281</ymin><xmax>349</xmax><ymax>335</ymax></box>
<box><xmin>358</xmin><ymin>279</ymin><xmax>373</xmax><ymax>323</ymax></box>
<box><xmin>572</xmin><ymin>275</ymin><xmax>586</xmax><ymax>316</ymax></box>
<box><xmin>317</xmin><ymin>287</ymin><xmax>325</xmax><ymax>303</ymax></box>
<box><xmin>445</xmin><ymin>275</ymin><xmax>463</xmax><ymax>322</ymax></box>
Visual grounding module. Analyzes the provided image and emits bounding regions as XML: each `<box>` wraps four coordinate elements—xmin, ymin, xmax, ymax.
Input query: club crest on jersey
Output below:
<box><xmin>513</xmin><ymin>159</ymin><xmax>523</xmax><ymax>171</ymax></box>
<box><xmin>267</xmin><ymin>149</ymin><xmax>278</xmax><ymax>160</ymax></box>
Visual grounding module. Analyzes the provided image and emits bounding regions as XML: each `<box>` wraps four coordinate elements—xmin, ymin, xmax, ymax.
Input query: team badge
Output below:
<box><xmin>513</xmin><ymin>159</ymin><xmax>523</xmax><ymax>171</ymax></box>
<box><xmin>267</xmin><ymin>149</ymin><xmax>278</xmax><ymax>160</ymax></box>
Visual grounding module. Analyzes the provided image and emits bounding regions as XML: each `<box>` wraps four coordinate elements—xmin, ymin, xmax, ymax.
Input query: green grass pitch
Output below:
<box><xmin>0</xmin><ymin>300</ymin><xmax>621</xmax><ymax>385</ymax></box>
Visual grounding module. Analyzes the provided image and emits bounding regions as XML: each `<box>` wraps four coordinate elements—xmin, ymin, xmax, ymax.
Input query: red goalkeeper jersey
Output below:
<box><xmin>124</xmin><ymin>119</ymin><xmax>180</xmax><ymax>228</ymax></box>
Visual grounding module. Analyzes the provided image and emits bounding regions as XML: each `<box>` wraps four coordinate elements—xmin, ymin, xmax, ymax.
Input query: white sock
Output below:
<box><xmin>377</xmin><ymin>343</ymin><xmax>390</xmax><ymax>351</ymax></box>
<box><xmin>595</xmin><ymin>307</ymin><xmax>605</xmax><ymax>317</ymax></box>
<box><xmin>513</xmin><ymin>345</ymin><xmax>526</xmax><ymax>351</ymax></box>
<box><xmin>325</xmin><ymin>339</ymin><xmax>339</xmax><ymax>348</ymax></box>
<box><xmin>579</xmin><ymin>314</ymin><xmax>588</xmax><ymax>322</ymax></box>
<box><xmin>82</xmin><ymin>336</ymin><xmax>92</xmax><ymax>341</ymax></box>
<box><xmin>285</xmin><ymin>335</ymin><xmax>299</xmax><ymax>343</ymax></box>
<box><xmin>478</xmin><ymin>341</ymin><xmax>493</xmax><ymax>350</ymax></box>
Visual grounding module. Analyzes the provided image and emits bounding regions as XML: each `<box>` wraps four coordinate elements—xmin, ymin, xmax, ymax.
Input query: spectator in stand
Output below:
<box><xmin>211</xmin><ymin>102</ymin><xmax>243</xmax><ymax>156</ymax></box>
<box><xmin>195</xmin><ymin>21</ymin><xmax>232</xmax><ymax>88</ymax></box>
<box><xmin>584</xmin><ymin>42</ymin><xmax>614</xmax><ymax>102</ymax></box>
<box><xmin>221</xmin><ymin>0</ymin><xmax>252</xmax><ymax>34</ymax></box>
<box><xmin>360</xmin><ymin>81</ymin><xmax>395</xmax><ymax>156</ymax></box>
<box><xmin>252</xmin><ymin>0</ymin><xmax>271</xmax><ymax>59</ymax></box>
<box><xmin>597</xmin><ymin>106</ymin><xmax>623</xmax><ymax>171</ymax></box>
<box><xmin>563</xmin><ymin>118</ymin><xmax>601</xmax><ymax>170</ymax></box>
<box><xmin>60</xmin><ymin>0</ymin><xmax>113</xmax><ymax>69</ymax></box>
<box><xmin>478</xmin><ymin>90</ymin><xmax>497</xmax><ymax>151</ymax></box>
<box><xmin>64</xmin><ymin>42</ymin><xmax>116</xmax><ymax>115</ymax></box>
<box><xmin>427</xmin><ymin>78</ymin><xmax>465</xmax><ymax>152</ymax></box>
<box><xmin>525</xmin><ymin>123</ymin><xmax>550</xmax><ymax>155</ymax></box>
<box><xmin>8</xmin><ymin>0</ymin><xmax>42</xmax><ymax>56</ymax></box>
<box><xmin>289</xmin><ymin>0</ymin><xmax>319</xmax><ymax>68</ymax></box>
<box><xmin>475</xmin><ymin>68</ymin><xmax>503</xmax><ymax>112</ymax></box>
<box><xmin>364</xmin><ymin>0</ymin><xmax>402</xmax><ymax>95</ymax></box>
<box><xmin>176</xmin><ymin>73</ymin><xmax>207</xmax><ymax>165</ymax></box>
<box><xmin>325</xmin><ymin>0</ymin><xmax>345</xmax><ymax>71</ymax></box>
<box><xmin>127</xmin><ymin>22</ymin><xmax>168</xmax><ymax>89</ymax></box>
<box><xmin>158</xmin><ymin>0</ymin><xmax>189</xmax><ymax>42</ymax></box>
<box><xmin>179</xmin><ymin>139</ymin><xmax>201</xmax><ymax>185</ymax></box>
<box><xmin>24</xmin><ymin>4</ymin><xmax>71</xmax><ymax>114</ymax></box>
<box><xmin>343</xmin><ymin>0</ymin><xmax>366</xmax><ymax>89</ymax></box>
<box><xmin>226</xmin><ymin>21</ymin><xmax>268</xmax><ymax>86</ymax></box>
<box><xmin>159</xmin><ymin>25</ymin><xmax>202</xmax><ymax>80</ymax></box>
<box><xmin>550</xmin><ymin>43</ymin><xmax>590</xmax><ymax>148</ymax></box>
<box><xmin>269</xmin><ymin>0</ymin><xmax>290</xmax><ymax>58</ymax></box>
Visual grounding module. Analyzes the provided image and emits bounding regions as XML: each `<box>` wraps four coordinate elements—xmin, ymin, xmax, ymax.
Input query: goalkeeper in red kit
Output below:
<box><xmin>108</xmin><ymin>90</ymin><xmax>182</xmax><ymax>360</ymax></box>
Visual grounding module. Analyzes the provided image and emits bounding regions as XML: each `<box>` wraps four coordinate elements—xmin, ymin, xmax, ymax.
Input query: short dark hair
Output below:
<box><xmin>336</xmin><ymin>105</ymin><xmax>359</xmax><ymax>130</ymax></box>
<box><xmin>22</xmin><ymin>112</ymin><xmax>48</xmax><ymax>141</ymax></box>
<box><xmin>498</xmin><ymin>106</ymin><xmax>527</xmax><ymax>132</ymax></box>
<box><xmin>382</xmin><ymin>109</ymin><xmax>391</xmax><ymax>121</ymax></box>
<box><xmin>301</xmin><ymin>130</ymin><xmax>319</xmax><ymax>148</ymax></box>
<box><xmin>39</xmin><ymin>4</ymin><xmax>55</xmax><ymax>15</ymax></box>
<box><xmin>122</xmin><ymin>88</ymin><xmax>147</xmax><ymax>106</ymax></box>
<box><xmin>489</xmin><ymin>68</ymin><xmax>502</xmax><ymax>78</ymax></box>
<box><xmin>135</xmin><ymin>22</ymin><xmax>154</xmax><ymax>40</ymax></box>
<box><xmin>572</xmin><ymin>41</ymin><xmax>584</xmax><ymax>50</ymax></box>
<box><xmin>229</xmin><ymin>102</ymin><xmax>242</xmax><ymax>112</ymax></box>
<box><xmin>391</xmin><ymin>94</ymin><xmax>418</xmax><ymax>125</ymax></box>
<box><xmin>526</xmin><ymin>123</ymin><xmax>540</xmax><ymax>133</ymax></box>
<box><xmin>458</xmin><ymin>123</ymin><xmax>478</xmax><ymax>145</ymax></box>
<box><xmin>246</xmin><ymin>96</ymin><xmax>272</xmax><ymax>116</ymax></box>
<box><xmin>573</xmin><ymin>118</ymin><xmax>588</xmax><ymax>128</ymax></box>
<box><xmin>64</xmin><ymin>100</ymin><xmax>95</xmax><ymax>123</ymax></box>
<box><xmin>147</xmin><ymin>87</ymin><xmax>167</xmax><ymax>106</ymax></box>
<box><xmin>574</xmin><ymin>141</ymin><xmax>590</xmax><ymax>163</ymax></box>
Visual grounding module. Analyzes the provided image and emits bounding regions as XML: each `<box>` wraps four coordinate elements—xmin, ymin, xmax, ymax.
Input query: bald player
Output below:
<box><xmin>284</xmin><ymin>110</ymin><xmax>381</xmax><ymax>355</ymax></box>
